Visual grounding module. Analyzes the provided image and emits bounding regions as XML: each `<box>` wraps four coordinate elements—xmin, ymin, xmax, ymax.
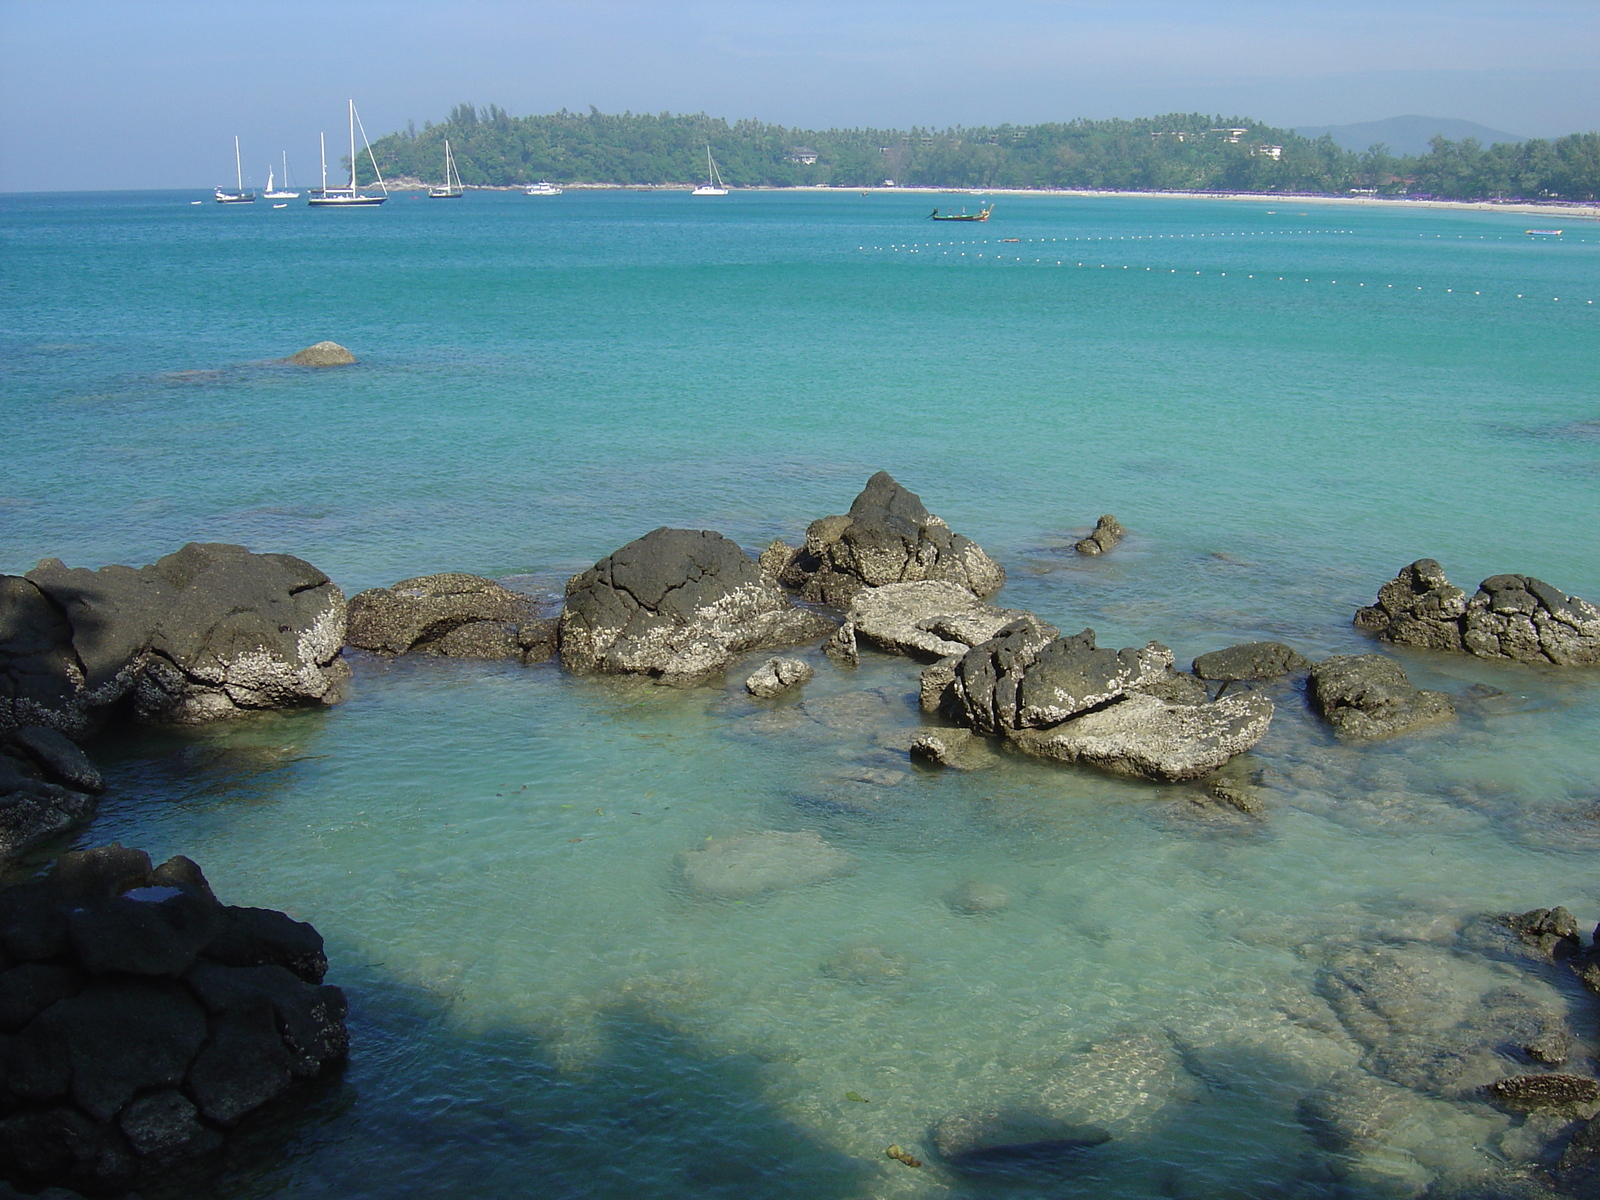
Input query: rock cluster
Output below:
<box><xmin>1073</xmin><ymin>514</ymin><xmax>1124</xmax><ymax>556</ymax></box>
<box><xmin>1355</xmin><ymin>559</ymin><xmax>1600</xmax><ymax>666</ymax></box>
<box><xmin>923</xmin><ymin>618</ymin><xmax>1273</xmax><ymax>781</ymax></box>
<box><xmin>1308</xmin><ymin>654</ymin><xmax>1456</xmax><ymax>741</ymax></box>
<box><xmin>776</xmin><ymin>472</ymin><xmax>1005</xmax><ymax>607</ymax></box>
<box><xmin>559</xmin><ymin>528</ymin><xmax>833</xmax><ymax>682</ymax></box>
<box><xmin>346</xmin><ymin>573</ymin><xmax>555</xmax><ymax>663</ymax></box>
<box><xmin>2</xmin><ymin>542</ymin><xmax>348</xmax><ymax>738</ymax></box>
<box><xmin>0</xmin><ymin>845</ymin><xmax>347</xmax><ymax>1196</ymax></box>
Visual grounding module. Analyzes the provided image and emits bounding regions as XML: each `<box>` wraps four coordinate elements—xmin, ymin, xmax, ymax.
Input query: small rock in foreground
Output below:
<box><xmin>745</xmin><ymin>657</ymin><xmax>814</xmax><ymax>698</ymax></box>
<box><xmin>1073</xmin><ymin>514</ymin><xmax>1124</xmax><ymax>556</ymax></box>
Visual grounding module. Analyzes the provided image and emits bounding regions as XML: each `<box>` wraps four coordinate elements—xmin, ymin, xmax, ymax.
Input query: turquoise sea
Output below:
<box><xmin>3</xmin><ymin>188</ymin><xmax>1600</xmax><ymax>1198</ymax></box>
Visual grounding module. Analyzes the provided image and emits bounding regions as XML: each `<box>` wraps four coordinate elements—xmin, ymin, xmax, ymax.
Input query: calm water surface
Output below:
<box><xmin>3</xmin><ymin>189</ymin><xmax>1599</xmax><ymax>1198</ymax></box>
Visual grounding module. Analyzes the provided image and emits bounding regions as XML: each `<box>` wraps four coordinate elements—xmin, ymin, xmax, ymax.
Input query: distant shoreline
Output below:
<box><xmin>384</xmin><ymin>181</ymin><xmax>1600</xmax><ymax>219</ymax></box>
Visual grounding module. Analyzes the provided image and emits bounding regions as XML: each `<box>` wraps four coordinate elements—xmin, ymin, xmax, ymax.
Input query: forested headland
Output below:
<box><xmin>363</xmin><ymin>105</ymin><xmax>1600</xmax><ymax>202</ymax></box>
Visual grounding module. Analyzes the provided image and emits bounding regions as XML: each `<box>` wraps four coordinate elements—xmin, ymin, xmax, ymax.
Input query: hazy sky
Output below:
<box><xmin>2</xmin><ymin>0</ymin><xmax>1596</xmax><ymax>191</ymax></box>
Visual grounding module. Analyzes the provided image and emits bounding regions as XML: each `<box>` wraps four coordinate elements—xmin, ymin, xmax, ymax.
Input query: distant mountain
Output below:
<box><xmin>1293</xmin><ymin>115</ymin><xmax>1526</xmax><ymax>157</ymax></box>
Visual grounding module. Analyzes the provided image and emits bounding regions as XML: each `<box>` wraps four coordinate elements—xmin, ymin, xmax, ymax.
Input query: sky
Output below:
<box><xmin>1</xmin><ymin>0</ymin><xmax>1597</xmax><ymax>191</ymax></box>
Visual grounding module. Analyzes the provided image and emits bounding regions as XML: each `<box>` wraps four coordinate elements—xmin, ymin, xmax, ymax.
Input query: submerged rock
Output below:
<box><xmin>559</xmin><ymin>528</ymin><xmax>834</xmax><ymax>682</ymax></box>
<box><xmin>678</xmin><ymin>830</ymin><xmax>853</xmax><ymax>899</ymax></box>
<box><xmin>1309</xmin><ymin>654</ymin><xmax>1456</xmax><ymax>741</ymax></box>
<box><xmin>1355</xmin><ymin>560</ymin><xmax>1600</xmax><ymax>666</ymax></box>
<box><xmin>778</xmin><ymin>472</ymin><xmax>1005</xmax><ymax>606</ymax></box>
<box><xmin>909</xmin><ymin>727</ymin><xmax>999</xmax><ymax>770</ymax></box>
<box><xmin>282</xmin><ymin>341</ymin><xmax>356</xmax><ymax>367</ymax></box>
<box><xmin>346</xmin><ymin>573</ymin><xmax>554</xmax><ymax>663</ymax></box>
<box><xmin>1073</xmin><ymin>514</ymin><xmax>1124</xmax><ymax>556</ymax></box>
<box><xmin>0</xmin><ymin>845</ymin><xmax>346</xmax><ymax>1195</ymax></box>
<box><xmin>7</xmin><ymin>543</ymin><xmax>348</xmax><ymax>737</ymax></box>
<box><xmin>931</xmin><ymin>1109</ymin><xmax>1111</xmax><ymax>1176</ymax></box>
<box><xmin>1484</xmin><ymin>1074</ymin><xmax>1600</xmax><ymax>1113</ymax></box>
<box><xmin>744</xmin><ymin>656</ymin><xmax>814</xmax><ymax>698</ymax></box>
<box><xmin>944</xmin><ymin>880</ymin><xmax>1010</xmax><ymax>914</ymax></box>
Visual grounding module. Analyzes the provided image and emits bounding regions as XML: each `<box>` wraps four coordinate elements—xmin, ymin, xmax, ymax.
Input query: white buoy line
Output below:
<box><xmin>851</xmin><ymin>244</ymin><xmax>1596</xmax><ymax>307</ymax></box>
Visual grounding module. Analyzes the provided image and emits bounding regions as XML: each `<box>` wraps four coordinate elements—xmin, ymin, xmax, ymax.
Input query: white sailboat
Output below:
<box><xmin>691</xmin><ymin>146</ymin><xmax>728</xmax><ymax>196</ymax></box>
<box><xmin>264</xmin><ymin>151</ymin><xmax>298</xmax><ymax>199</ymax></box>
<box><xmin>308</xmin><ymin>99</ymin><xmax>388</xmax><ymax>207</ymax></box>
<box><xmin>214</xmin><ymin>136</ymin><xmax>255</xmax><ymax>203</ymax></box>
<box><xmin>428</xmin><ymin>139</ymin><xmax>464</xmax><ymax>198</ymax></box>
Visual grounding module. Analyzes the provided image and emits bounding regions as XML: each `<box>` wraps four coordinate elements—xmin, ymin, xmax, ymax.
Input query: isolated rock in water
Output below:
<box><xmin>842</xmin><ymin>580</ymin><xmax>1031</xmax><ymax>660</ymax></box>
<box><xmin>282</xmin><ymin>341</ymin><xmax>356</xmax><ymax>367</ymax></box>
<box><xmin>1011</xmin><ymin>691</ymin><xmax>1275</xmax><ymax>782</ymax></box>
<box><xmin>0</xmin><ymin>845</ymin><xmax>346</xmax><ymax>1195</ymax></box>
<box><xmin>0</xmin><ymin>748</ymin><xmax>97</xmax><ymax>865</ymax></box>
<box><xmin>1192</xmin><ymin>641</ymin><xmax>1311</xmax><ymax>682</ymax></box>
<box><xmin>346</xmin><ymin>573</ymin><xmax>552</xmax><ymax>662</ymax></box>
<box><xmin>1355</xmin><ymin>560</ymin><xmax>1600</xmax><ymax>665</ymax></box>
<box><xmin>1309</xmin><ymin>654</ymin><xmax>1456</xmax><ymax>741</ymax></box>
<box><xmin>559</xmin><ymin>528</ymin><xmax>833</xmax><ymax>681</ymax></box>
<box><xmin>745</xmin><ymin>656</ymin><xmax>814</xmax><ymax>698</ymax></box>
<box><xmin>778</xmin><ymin>471</ymin><xmax>1005</xmax><ymax>606</ymax></box>
<box><xmin>931</xmin><ymin>1109</ymin><xmax>1111</xmax><ymax>1175</ymax></box>
<box><xmin>679</xmin><ymin>830</ymin><xmax>853</xmax><ymax>899</ymax></box>
<box><xmin>1074</xmin><ymin>514</ymin><xmax>1125</xmax><ymax>556</ymax></box>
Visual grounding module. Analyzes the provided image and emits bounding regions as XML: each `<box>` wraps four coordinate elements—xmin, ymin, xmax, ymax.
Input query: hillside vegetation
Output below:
<box><xmin>363</xmin><ymin>105</ymin><xmax>1600</xmax><ymax>201</ymax></box>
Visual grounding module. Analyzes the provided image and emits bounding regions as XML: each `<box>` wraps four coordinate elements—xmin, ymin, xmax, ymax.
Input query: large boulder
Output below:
<box><xmin>925</xmin><ymin>620</ymin><xmax>1273</xmax><ymax>782</ymax></box>
<box><xmin>0</xmin><ymin>845</ymin><xmax>346</xmax><ymax>1195</ymax></box>
<box><xmin>826</xmin><ymin>579</ymin><xmax>1031</xmax><ymax>664</ymax></box>
<box><xmin>1309</xmin><ymin>654</ymin><xmax>1456</xmax><ymax>741</ymax></box>
<box><xmin>1355</xmin><ymin>560</ymin><xmax>1600</xmax><ymax>666</ymax></box>
<box><xmin>4</xmin><ymin>543</ymin><xmax>348</xmax><ymax>737</ymax></box>
<box><xmin>346</xmin><ymin>573</ymin><xmax>555</xmax><ymax>663</ymax></box>
<box><xmin>777</xmin><ymin>472</ymin><xmax>1005</xmax><ymax>607</ymax></box>
<box><xmin>559</xmin><ymin>528</ymin><xmax>834</xmax><ymax>681</ymax></box>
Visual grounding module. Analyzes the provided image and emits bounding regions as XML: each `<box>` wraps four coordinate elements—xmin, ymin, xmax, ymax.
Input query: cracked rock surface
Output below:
<box><xmin>777</xmin><ymin>471</ymin><xmax>1005</xmax><ymax>607</ymax></box>
<box><xmin>346</xmin><ymin>573</ymin><xmax>555</xmax><ymax>663</ymax></box>
<box><xmin>4</xmin><ymin>542</ymin><xmax>347</xmax><ymax>737</ymax></box>
<box><xmin>559</xmin><ymin>528</ymin><xmax>834</xmax><ymax>681</ymax></box>
<box><xmin>1355</xmin><ymin>559</ymin><xmax>1600</xmax><ymax>665</ymax></box>
<box><xmin>1309</xmin><ymin>654</ymin><xmax>1456</xmax><ymax>741</ymax></box>
<box><xmin>0</xmin><ymin>844</ymin><xmax>347</xmax><ymax>1196</ymax></box>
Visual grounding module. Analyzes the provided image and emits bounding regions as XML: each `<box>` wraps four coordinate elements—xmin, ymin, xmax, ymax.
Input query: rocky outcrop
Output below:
<box><xmin>777</xmin><ymin>472</ymin><xmax>1004</xmax><ymax>607</ymax></box>
<box><xmin>1308</xmin><ymin>654</ymin><xmax>1455</xmax><ymax>741</ymax></box>
<box><xmin>346</xmin><ymin>573</ymin><xmax>555</xmax><ymax>663</ymax></box>
<box><xmin>930</xmin><ymin>1109</ymin><xmax>1111</xmax><ymax>1176</ymax></box>
<box><xmin>0</xmin><ymin>745</ymin><xmax>96</xmax><ymax>866</ymax></box>
<box><xmin>744</xmin><ymin>657</ymin><xmax>813</xmax><ymax>699</ymax></box>
<box><xmin>0</xmin><ymin>845</ymin><xmax>346</xmax><ymax>1196</ymax></box>
<box><xmin>559</xmin><ymin>528</ymin><xmax>833</xmax><ymax>682</ymax></box>
<box><xmin>678</xmin><ymin>831</ymin><xmax>853</xmax><ymax>899</ymax></box>
<box><xmin>1192</xmin><ymin>641</ymin><xmax>1311</xmax><ymax>683</ymax></box>
<box><xmin>4</xmin><ymin>543</ymin><xmax>347</xmax><ymax>738</ymax></box>
<box><xmin>1355</xmin><ymin>560</ymin><xmax>1600</xmax><ymax>666</ymax></box>
<box><xmin>825</xmin><ymin>580</ymin><xmax>1031</xmax><ymax>664</ymax></box>
<box><xmin>1073</xmin><ymin>514</ymin><xmax>1124</xmax><ymax>556</ymax></box>
<box><xmin>282</xmin><ymin>341</ymin><xmax>356</xmax><ymax>367</ymax></box>
<box><xmin>921</xmin><ymin>618</ymin><xmax>1272</xmax><ymax>781</ymax></box>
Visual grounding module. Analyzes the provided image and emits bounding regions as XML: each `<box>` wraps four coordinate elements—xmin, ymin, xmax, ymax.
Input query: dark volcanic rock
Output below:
<box><xmin>7</xmin><ymin>542</ymin><xmax>347</xmax><ymax>737</ymax></box>
<box><xmin>1308</xmin><ymin>653</ymin><xmax>1456</xmax><ymax>741</ymax></box>
<box><xmin>560</xmin><ymin>528</ymin><xmax>834</xmax><ymax>681</ymax></box>
<box><xmin>1073</xmin><ymin>514</ymin><xmax>1124</xmax><ymax>556</ymax></box>
<box><xmin>0</xmin><ymin>749</ymin><xmax>96</xmax><ymax>867</ymax></box>
<box><xmin>778</xmin><ymin>472</ymin><xmax>1005</xmax><ymax>606</ymax></box>
<box><xmin>1192</xmin><ymin>641</ymin><xmax>1311</xmax><ymax>683</ymax></box>
<box><xmin>346</xmin><ymin>572</ymin><xmax>554</xmax><ymax>663</ymax></box>
<box><xmin>0</xmin><ymin>844</ymin><xmax>346</xmax><ymax>1195</ymax></box>
<box><xmin>931</xmin><ymin>1109</ymin><xmax>1111</xmax><ymax>1176</ymax></box>
<box><xmin>1355</xmin><ymin>560</ymin><xmax>1600</xmax><ymax>665</ymax></box>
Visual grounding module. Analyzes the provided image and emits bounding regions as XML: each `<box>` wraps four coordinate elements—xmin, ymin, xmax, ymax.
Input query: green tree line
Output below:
<box><xmin>360</xmin><ymin>105</ymin><xmax>1600</xmax><ymax>201</ymax></box>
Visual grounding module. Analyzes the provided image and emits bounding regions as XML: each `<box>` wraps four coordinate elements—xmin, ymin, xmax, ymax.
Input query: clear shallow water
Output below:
<box><xmin>4</xmin><ymin>190</ymin><xmax>1600</xmax><ymax>1198</ymax></box>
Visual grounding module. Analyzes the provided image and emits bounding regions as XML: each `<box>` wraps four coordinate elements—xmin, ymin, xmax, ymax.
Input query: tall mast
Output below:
<box><xmin>282</xmin><ymin>150</ymin><xmax>289</xmax><ymax>188</ymax></box>
<box><xmin>235</xmin><ymin>136</ymin><xmax>243</xmax><ymax>193</ymax></box>
<box><xmin>348</xmin><ymin>99</ymin><xmax>357</xmax><ymax>193</ymax></box>
<box><xmin>320</xmin><ymin>132</ymin><xmax>327</xmax><ymax>192</ymax></box>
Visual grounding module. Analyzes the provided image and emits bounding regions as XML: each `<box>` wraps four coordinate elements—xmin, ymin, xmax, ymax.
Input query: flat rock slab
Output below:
<box><xmin>679</xmin><ymin>830</ymin><xmax>853</xmax><ymax>899</ymax></box>
<box><xmin>1309</xmin><ymin>654</ymin><xmax>1456</xmax><ymax>741</ymax></box>
<box><xmin>1011</xmin><ymin>691</ymin><xmax>1274</xmax><ymax>782</ymax></box>
<box><xmin>1192</xmin><ymin>641</ymin><xmax>1311</xmax><ymax>682</ymax></box>
<box><xmin>843</xmin><ymin>580</ymin><xmax>1031</xmax><ymax>660</ymax></box>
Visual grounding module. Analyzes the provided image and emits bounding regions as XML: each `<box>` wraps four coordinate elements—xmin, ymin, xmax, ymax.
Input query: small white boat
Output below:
<box><xmin>264</xmin><ymin>152</ymin><xmax>299</xmax><ymax>199</ymax></box>
<box><xmin>1526</xmin><ymin>229</ymin><xmax>1563</xmax><ymax>237</ymax></box>
<box><xmin>272</xmin><ymin>203</ymin><xmax>288</xmax><ymax>209</ymax></box>
<box><xmin>308</xmin><ymin>100</ymin><xmax>388</xmax><ymax>207</ymax></box>
<box><xmin>525</xmin><ymin>180</ymin><xmax>562</xmax><ymax>196</ymax></box>
<box><xmin>214</xmin><ymin>136</ymin><xmax>256</xmax><ymax>203</ymax></box>
<box><xmin>691</xmin><ymin>146</ymin><xmax>728</xmax><ymax>196</ymax></box>
<box><xmin>429</xmin><ymin>140</ymin><xmax>465</xmax><ymax>198</ymax></box>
